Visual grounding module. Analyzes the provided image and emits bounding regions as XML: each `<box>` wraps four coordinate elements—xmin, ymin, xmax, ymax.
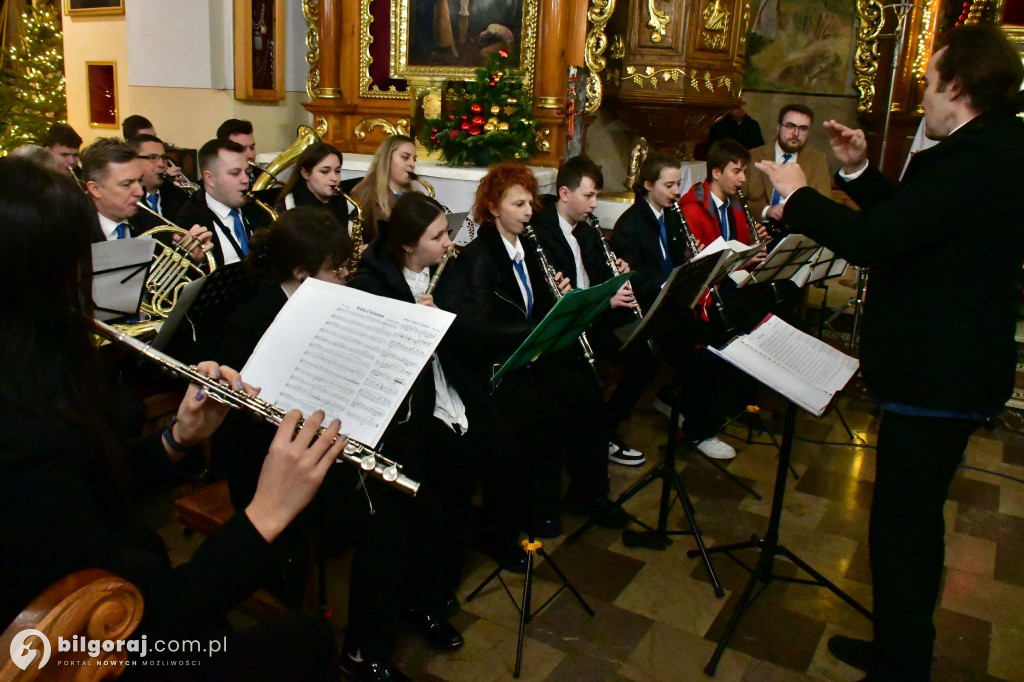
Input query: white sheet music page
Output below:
<box><xmin>708</xmin><ymin>315</ymin><xmax>859</xmax><ymax>416</ymax></box>
<box><xmin>240</xmin><ymin>279</ymin><xmax>455</xmax><ymax>447</ymax></box>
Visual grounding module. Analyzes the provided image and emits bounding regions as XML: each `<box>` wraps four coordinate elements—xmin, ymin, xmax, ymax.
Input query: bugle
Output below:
<box><xmin>93</xmin><ymin>319</ymin><xmax>420</xmax><ymax>496</ymax></box>
<box><xmin>523</xmin><ymin>224</ymin><xmax>604</xmax><ymax>386</ymax></box>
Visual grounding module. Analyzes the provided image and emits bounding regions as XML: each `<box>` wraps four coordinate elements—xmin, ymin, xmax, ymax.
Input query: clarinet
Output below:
<box><xmin>735</xmin><ymin>188</ymin><xmax>763</xmax><ymax>246</ymax></box>
<box><xmin>665</xmin><ymin>202</ymin><xmax>738</xmax><ymax>335</ymax></box>
<box><xmin>92</xmin><ymin>319</ymin><xmax>420</xmax><ymax>496</ymax></box>
<box><xmin>522</xmin><ymin>224</ymin><xmax>605</xmax><ymax>386</ymax></box>
<box><xmin>589</xmin><ymin>213</ymin><xmax>656</xmax><ymax>354</ymax></box>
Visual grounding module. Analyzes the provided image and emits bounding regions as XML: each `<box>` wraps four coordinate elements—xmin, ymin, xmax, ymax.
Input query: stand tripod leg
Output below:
<box><xmin>536</xmin><ymin>547</ymin><xmax>595</xmax><ymax>616</ymax></box>
<box><xmin>776</xmin><ymin>545</ymin><xmax>872</xmax><ymax>620</ymax></box>
<box><xmin>513</xmin><ymin>541</ymin><xmax>537</xmax><ymax>678</ymax></box>
<box><xmin>670</xmin><ymin>467</ymin><xmax>724</xmax><ymax>597</ymax></box>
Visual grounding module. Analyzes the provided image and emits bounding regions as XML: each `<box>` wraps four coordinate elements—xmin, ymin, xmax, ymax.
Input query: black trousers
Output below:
<box><xmin>870</xmin><ymin>410</ymin><xmax>981</xmax><ymax>680</ymax></box>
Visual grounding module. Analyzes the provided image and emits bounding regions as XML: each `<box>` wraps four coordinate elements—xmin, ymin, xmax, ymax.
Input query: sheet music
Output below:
<box><xmin>708</xmin><ymin>315</ymin><xmax>858</xmax><ymax>416</ymax></box>
<box><xmin>91</xmin><ymin>238</ymin><xmax>157</xmax><ymax>321</ymax></box>
<box><xmin>241</xmin><ymin>280</ymin><xmax>455</xmax><ymax>447</ymax></box>
<box><xmin>693</xmin><ymin>236</ymin><xmax>762</xmax><ymax>261</ymax></box>
<box><xmin>732</xmin><ymin>233</ymin><xmax>820</xmax><ymax>288</ymax></box>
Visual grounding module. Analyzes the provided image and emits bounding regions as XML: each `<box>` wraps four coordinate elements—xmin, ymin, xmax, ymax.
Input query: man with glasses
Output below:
<box><xmin>128</xmin><ymin>134</ymin><xmax>190</xmax><ymax>231</ymax></box>
<box><xmin>743</xmin><ymin>104</ymin><xmax>831</xmax><ymax>222</ymax></box>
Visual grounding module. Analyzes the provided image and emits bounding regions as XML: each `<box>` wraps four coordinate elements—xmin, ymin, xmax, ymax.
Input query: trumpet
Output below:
<box><xmin>523</xmin><ymin>224</ymin><xmax>604</xmax><ymax>386</ymax></box>
<box><xmin>425</xmin><ymin>242</ymin><xmax>458</xmax><ymax>297</ymax></box>
<box><xmin>666</xmin><ymin>202</ymin><xmax>737</xmax><ymax>334</ymax></box>
<box><xmin>93</xmin><ymin>318</ymin><xmax>420</xmax><ymax>496</ymax></box>
<box><xmin>162</xmin><ymin>172</ymin><xmax>200</xmax><ymax>195</ymax></box>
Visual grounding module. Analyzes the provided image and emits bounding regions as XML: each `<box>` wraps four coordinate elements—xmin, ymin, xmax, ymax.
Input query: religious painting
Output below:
<box><xmin>389</xmin><ymin>0</ymin><xmax>539</xmax><ymax>95</ymax></box>
<box><xmin>86</xmin><ymin>62</ymin><xmax>117</xmax><ymax>128</ymax></box>
<box><xmin>232</xmin><ymin>0</ymin><xmax>285</xmax><ymax>101</ymax></box>
<box><xmin>744</xmin><ymin>0</ymin><xmax>857</xmax><ymax>96</ymax></box>
<box><xmin>64</xmin><ymin>0</ymin><xmax>123</xmax><ymax>16</ymax></box>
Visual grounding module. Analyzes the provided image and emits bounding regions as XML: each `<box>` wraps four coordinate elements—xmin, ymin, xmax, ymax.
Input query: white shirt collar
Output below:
<box><xmin>645</xmin><ymin>197</ymin><xmax>664</xmax><ymax>220</ymax></box>
<box><xmin>402</xmin><ymin>266</ymin><xmax>430</xmax><ymax>298</ymax></box>
<box><xmin>97</xmin><ymin>212</ymin><xmax>124</xmax><ymax>241</ymax></box>
<box><xmin>709</xmin><ymin>191</ymin><xmax>727</xmax><ymax>210</ymax></box>
<box><xmin>205</xmin><ymin>192</ymin><xmax>236</xmax><ymax>222</ymax></box>
<box><xmin>774</xmin><ymin>141</ymin><xmax>799</xmax><ymax>164</ymax></box>
<box><xmin>500</xmin><ymin>232</ymin><xmax>525</xmax><ymax>263</ymax></box>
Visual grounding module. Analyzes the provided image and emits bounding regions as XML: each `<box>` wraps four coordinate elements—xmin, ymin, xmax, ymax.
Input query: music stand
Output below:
<box><xmin>697</xmin><ymin>320</ymin><xmax>872</xmax><ymax>675</ymax></box>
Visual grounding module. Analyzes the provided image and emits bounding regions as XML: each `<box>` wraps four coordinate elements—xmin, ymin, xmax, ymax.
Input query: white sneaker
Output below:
<box><xmin>608</xmin><ymin>440</ymin><xmax>645</xmax><ymax>466</ymax></box>
<box><xmin>696</xmin><ymin>437</ymin><xmax>736</xmax><ymax>460</ymax></box>
<box><xmin>651</xmin><ymin>396</ymin><xmax>685</xmax><ymax>429</ymax></box>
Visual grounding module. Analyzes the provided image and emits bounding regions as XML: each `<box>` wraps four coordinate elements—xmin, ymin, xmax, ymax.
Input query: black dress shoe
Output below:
<box><xmin>339</xmin><ymin>654</ymin><xmax>411</xmax><ymax>681</ymax></box>
<box><xmin>562</xmin><ymin>494</ymin><xmax>628</xmax><ymax>529</ymax></box>
<box><xmin>405</xmin><ymin>608</ymin><xmax>464</xmax><ymax>651</ymax></box>
<box><xmin>441</xmin><ymin>594</ymin><xmax>460</xmax><ymax>618</ymax></box>
<box><xmin>828</xmin><ymin>635</ymin><xmax>874</xmax><ymax>672</ymax></box>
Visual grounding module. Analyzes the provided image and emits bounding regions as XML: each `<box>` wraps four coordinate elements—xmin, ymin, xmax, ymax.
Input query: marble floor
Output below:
<box><xmin>157</xmin><ymin>373</ymin><xmax>1024</xmax><ymax>681</ymax></box>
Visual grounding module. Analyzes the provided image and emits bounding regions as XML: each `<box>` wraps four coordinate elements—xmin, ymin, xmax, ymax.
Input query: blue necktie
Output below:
<box><xmin>770</xmin><ymin>153</ymin><xmax>793</xmax><ymax>206</ymax></box>
<box><xmin>231</xmin><ymin>208</ymin><xmax>250</xmax><ymax>255</ymax></box>
<box><xmin>657</xmin><ymin>213</ymin><xmax>673</xmax><ymax>271</ymax></box>
<box><xmin>115</xmin><ymin>223</ymin><xmax>129</xmax><ymax>239</ymax></box>
<box><xmin>147</xmin><ymin>193</ymin><xmax>159</xmax><ymax>213</ymax></box>
<box><xmin>512</xmin><ymin>257</ymin><xmax>533</xmax><ymax>316</ymax></box>
<box><xmin>718</xmin><ymin>203</ymin><xmax>730</xmax><ymax>241</ymax></box>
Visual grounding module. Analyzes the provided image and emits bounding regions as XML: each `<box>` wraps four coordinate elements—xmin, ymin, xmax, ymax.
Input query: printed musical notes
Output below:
<box><xmin>241</xmin><ymin>280</ymin><xmax>455</xmax><ymax>446</ymax></box>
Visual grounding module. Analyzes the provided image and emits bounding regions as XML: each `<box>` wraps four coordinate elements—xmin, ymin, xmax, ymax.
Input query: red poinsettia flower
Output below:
<box><xmin>498</xmin><ymin>49</ymin><xmax>509</xmax><ymax>58</ymax></box>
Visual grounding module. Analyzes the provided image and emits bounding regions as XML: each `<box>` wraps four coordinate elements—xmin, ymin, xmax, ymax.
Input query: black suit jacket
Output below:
<box><xmin>609</xmin><ymin>196</ymin><xmax>690</xmax><ymax>310</ymax></box>
<box><xmin>531</xmin><ymin>195</ymin><xmax>612</xmax><ymax>289</ymax></box>
<box><xmin>785</xmin><ymin>109</ymin><xmax>1024</xmax><ymax>414</ymax></box>
<box><xmin>173</xmin><ymin>189</ymin><xmax>272</xmax><ymax>267</ymax></box>
<box><xmin>439</xmin><ymin>222</ymin><xmax>555</xmax><ymax>384</ymax></box>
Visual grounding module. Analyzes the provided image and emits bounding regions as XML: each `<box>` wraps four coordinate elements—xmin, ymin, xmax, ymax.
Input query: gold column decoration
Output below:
<box><xmin>584</xmin><ymin>0</ymin><xmax>616</xmax><ymax>115</ymax></box>
<box><xmin>739</xmin><ymin>1</ymin><xmax>751</xmax><ymax>51</ymax></box>
<box><xmin>314</xmin><ymin>115</ymin><xmax>328</xmax><ymax>137</ymax></box>
<box><xmin>303</xmin><ymin>0</ymin><xmax>319</xmax><ymax>100</ymax></box>
<box><xmin>699</xmin><ymin>0</ymin><xmax>730</xmax><ymax>51</ymax></box>
<box><xmin>647</xmin><ymin>0</ymin><xmax>670</xmax><ymax>43</ymax></box>
<box><xmin>853</xmin><ymin>0</ymin><xmax>884</xmax><ymax>113</ymax></box>
<box><xmin>534</xmin><ymin>127</ymin><xmax>551</xmax><ymax>153</ymax></box>
<box><xmin>912</xmin><ymin>1</ymin><xmax>936</xmax><ymax>80</ymax></box>
<box><xmin>354</xmin><ymin>117</ymin><xmax>411</xmax><ymax>140</ymax></box>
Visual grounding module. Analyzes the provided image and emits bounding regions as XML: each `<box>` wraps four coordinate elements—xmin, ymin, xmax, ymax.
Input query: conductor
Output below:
<box><xmin>755</xmin><ymin>24</ymin><xmax>1024</xmax><ymax>682</ymax></box>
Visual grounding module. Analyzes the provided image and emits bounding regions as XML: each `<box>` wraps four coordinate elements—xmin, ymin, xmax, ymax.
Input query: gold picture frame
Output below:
<box><xmin>85</xmin><ymin>61</ymin><xmax>118</xmax><ymax>128</ymax></box>
<box><xmin>387</xmin><ymin>0</ymin><xmax>539</xmax><ymax>97</ymax></box>
<box><xmin>64</xmin><ymin>0</ymin><xmax>123</xmax><ymax>16</ymax></box>
<box><xmin>233</xmin><ymin>0</ymin><xmax>286</xmax><ymax>101</ymax></box>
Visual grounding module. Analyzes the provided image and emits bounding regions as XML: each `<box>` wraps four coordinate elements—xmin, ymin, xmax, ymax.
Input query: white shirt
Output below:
<box><xmin>557</xmin><ymin>212</ymin><xmax>590</xmax><ymax>289</ymax></box>
<box><xmin>205</xmin><ymin>193</ymin><xmax>244</xmax><ymax>265</ymax></box>
<box><xmin>645</xmin><ymin>198</ymin><xmax>669</xmax><ymax>261</ymax></box>
<box><xmin>403</xmin><ymin>266</ymin><xmax>469</xmax><ymax>433</ymax></box>
<box><xmin>97</xmin><ymin>212</ymin><xmax>127</xmax><ymax>241</ymax></box>
<box><xmin>500</xmin><ymin>233</ymin><xmax>533</xmax><ymax>314</ymax></box>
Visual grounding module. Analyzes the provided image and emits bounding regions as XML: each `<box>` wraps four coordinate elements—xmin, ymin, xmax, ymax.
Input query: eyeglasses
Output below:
<box><xmin>781</xmin><ymin>122</ymin><xmax>810</xmax><ymax>134</ymax></box>
<box><xmin>137</xmin><ymin>154</ymin><xmax>164</xmax><ymax>162</ymax></box>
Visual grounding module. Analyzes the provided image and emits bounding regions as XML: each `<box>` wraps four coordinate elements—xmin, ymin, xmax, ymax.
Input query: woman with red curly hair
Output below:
<box><xmin>438</xmin><ymin>161</ymin><xmax>627</xmax><ymax>538</ymax></box>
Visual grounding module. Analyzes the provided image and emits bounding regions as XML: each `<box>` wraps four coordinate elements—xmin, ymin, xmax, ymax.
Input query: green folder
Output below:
<box><xmin>492</xmin><ymin>272</ymin><xmax>631</xmax><ymax>383</ymax></box>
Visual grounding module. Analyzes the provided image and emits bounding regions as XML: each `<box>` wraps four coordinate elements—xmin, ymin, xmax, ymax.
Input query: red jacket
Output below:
<box><xmin>678</xmin><ymin>181</ymin><xmax>753</xmax><ymax>247</ymax></box>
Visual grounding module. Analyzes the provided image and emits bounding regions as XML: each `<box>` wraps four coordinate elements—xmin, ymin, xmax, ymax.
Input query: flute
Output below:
<box><xmin>93</xmin><ymin>319</ymin><xmax>420</xmax><ymax>496</ymax></box>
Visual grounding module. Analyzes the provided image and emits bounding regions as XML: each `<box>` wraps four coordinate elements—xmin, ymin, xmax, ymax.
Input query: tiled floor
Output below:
<box><xmin>158</xmin><ymin>373</ymin><xmax>1024</xmax><ymax>681</ymax></box>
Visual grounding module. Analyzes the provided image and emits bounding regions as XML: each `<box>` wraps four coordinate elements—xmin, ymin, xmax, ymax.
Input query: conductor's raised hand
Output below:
<box><xmin>245</xmin><ymin>409</ymin><xmax>345</xmax><ymax>543</ymax></box>
<box><xmin>823</xmin><ymin>120</ymin><xmax>868</xmax><ymax>172</ymax></box>
<box><xmin>752</xmin><ymin>160</ymin><xmax>807</xmax><ymax>201</ymax></box>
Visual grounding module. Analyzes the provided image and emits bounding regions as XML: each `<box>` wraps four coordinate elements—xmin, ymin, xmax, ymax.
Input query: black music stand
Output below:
<box><xmin>465</xmin><ymin>534</ymin><xmax>594</xmax><ymax>678</ymax></box>
<box><xmin>696</xmin><ymin>399</ymin><xmax>872</xmax><ymax>675</ymax></box>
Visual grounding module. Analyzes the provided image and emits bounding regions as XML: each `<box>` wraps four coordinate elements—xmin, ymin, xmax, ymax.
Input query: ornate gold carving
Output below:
<box><xmin>647</xmin><ymin>0</ymin><xmax>670</xmax><ymax>44</ymax></box>
<box><xmin>303</xmin><ymin>0</ymin><xmax>319</xmax><ymax>100</ymax></box>
<box><xmin>912</xmin><ymin>1</ymin><xmax>936</xmax><ymax>80</ymax></box>
<box><xmin>422</xmin><ymin>90</ymin><xmax>442</xmax><ymax>119</ymax></box>
<box><xmin>699</xmin><ymin>1</ymin><xmax>730</xmax><ymax>51</ymax></box>
<box><xmin>584</xmin><ymin>0</ymin><xmax>616</xmax><ymax>115</ymax></box>
<box><xmin>853</xmin><ymin>0</ymin><xmax>884</xmax><ymax>113</ymax></box>
<box><xmin>624</xmin><ymin>137</ymin><xmax>649</xmax><ymax>191</ymax></box>
<box><xmin>389</xmin><ymin>0</ymin><xmax>539</xmax><ymax>97</ymax></box>
<box><xmin>537</xmin><ymin>96</ymin><xmax>562</xmax><ymax>109</ymax></box>
<box><xmin>360</xmin><ymin>0</ymin><xmax>404</xmax><ymax>99</ymax></box>
<box><xmin>354</xmin><ymin>117</ymin><xmax>411</xmax><ymax>140</ymax></box>
<box><xmin>739</xmin><ymin>1</ymin><xmax>751</xmax><ymax>53</ymax></box>
<box><xmin>622</xmin><ymin>65</ymin><xmax>735</xmax><ymax>94</ymax></box>
<box><xmin>534</xmin><ymin>127</ymin><xmax>551</xmax><ymax>153</ymax></box>
<box><xmin>314</xmin><ymin>116</ymin><xmax>329</xmax><ymax>137</ymax></box>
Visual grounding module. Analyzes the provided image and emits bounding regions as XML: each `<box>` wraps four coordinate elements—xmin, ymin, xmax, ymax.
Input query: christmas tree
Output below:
<box><xmin>421</xmin><ymin>49</ymin><xmax>537</xmax><ymax>167</ymax></box>
<box><xmin>0</xmin><ymin>3</ymin><xmax>66</xmax><ymax>155</ymax></box>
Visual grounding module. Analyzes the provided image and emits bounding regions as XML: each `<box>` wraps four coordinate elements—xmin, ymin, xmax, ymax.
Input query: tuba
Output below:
<box><xmin>247</xmin><ymin>124</ymin><xmax>323</xmax><ymax>222</ymax></box>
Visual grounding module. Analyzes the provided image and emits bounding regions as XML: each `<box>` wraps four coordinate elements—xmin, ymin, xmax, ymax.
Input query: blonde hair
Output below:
<box><xmin>351</xmin><ymin>135</ymin><xmax>416</xmax><ymax>242</ymax></box>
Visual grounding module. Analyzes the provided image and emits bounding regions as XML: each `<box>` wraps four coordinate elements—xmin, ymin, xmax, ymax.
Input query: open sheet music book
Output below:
<box><xmin>707</xmin><ymin>314</ymin><xmax>859</xmax><ymax>417</ymax></box>
<box><xmin>729</xmin><ymin>233</ymin><xmax>821</xmax><ymax>288</ymax></box>
<box><xmin>240</xmin><ymin>280</ymin><xmax>455</xmax><ymax>448</ymax></box>
<box><xmin>789</xmin><ymin>246</ymin><xmax>848</xmax><ymax>287</ymax></box>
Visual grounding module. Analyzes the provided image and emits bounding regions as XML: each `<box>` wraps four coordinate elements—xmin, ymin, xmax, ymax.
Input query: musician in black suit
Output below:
<box><xmin>127</xmin><ymin>134</ymin><xmax>190</xmax><ymax>231</ymax></box>
<box><xmin>441</xmin><ymin>162</ymin><xmax>627</xmax><ymax>537</ymax></box>
<box><xmin>531</xmin><ymin>156</ymin><xmax>653</xmax><ymax>466</ymax></box>
<box><xmin>174</xmin><ymin>138</ymin><xmax>272</xmax><ymax>267</ymax></box>
<box><xmin>759</xmin><ymin>25</ymin><xmax>1024</xmax><ymax>682</ymax></box>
